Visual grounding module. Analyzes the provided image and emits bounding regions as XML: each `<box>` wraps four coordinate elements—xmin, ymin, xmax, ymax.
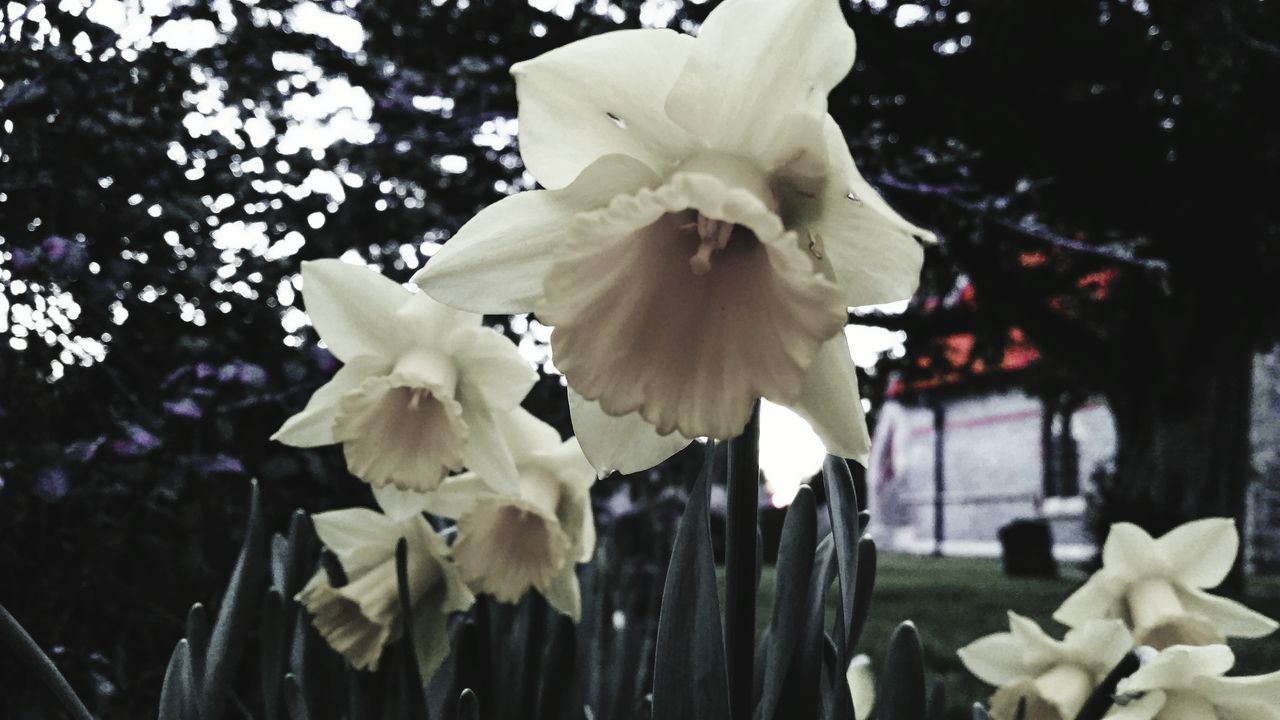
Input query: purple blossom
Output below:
<box><xmin>66</xmin><ymin>436</ymin><xmax>106</xmax><ymax>463</ymax></box>
<box><xmin>112</xmin><ymin>424</ymin><xmax>162</xmax><ymax>457</ymax></box>
<box><xmin>164</xmin><ymin>398</ymin><xmax>203</xmax><ymax>419</ymax></box>
<box><xmin>34</xmin><ymin>466</ymin><xmax>70</xmax><ymax>501</ymax></box>
<box><xmin>203</xmin><ymin>455</ymin><xmax>245</xmax><ymax>475</ymax></box>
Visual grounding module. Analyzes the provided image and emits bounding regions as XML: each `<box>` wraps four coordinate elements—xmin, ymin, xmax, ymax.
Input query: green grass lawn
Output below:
<box><xmin>747</xmin><ymin>554</ymin><xmax>1280</xmax><ymax>718</ymax></box>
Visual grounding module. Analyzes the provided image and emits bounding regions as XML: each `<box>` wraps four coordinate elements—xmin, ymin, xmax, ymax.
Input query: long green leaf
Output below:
<box><xmin>821</xmin><ymin>456</ymin><xmax>862</xmax><ymax>666</ymax></box>
<box><xmin>757</xmin><ymin>485</ymin><xmax>818</xmax><ymax>720</ymax></box>
<box><xmin>158</xmin><ymin>640</ymin><xmax>200</xmax><ymax>720</ymax></box>
<box><xmin>651</xmin><ymin>442</ymin><xmax>730</xmax><ymax>720</ymax></box>
<box><xmin>876</xmin><ymin>622</ymin><xmax>926</xmax><ymax>720</ymax></box>
<box><xmin>0</xmin><ymin>603</ymin><xmax>95</xmax><ymax>720</ymax></box>
<box><xmin>201</xmin><ymin>479</ymin><xmax>268</xmax><ymax>720</ymax></box>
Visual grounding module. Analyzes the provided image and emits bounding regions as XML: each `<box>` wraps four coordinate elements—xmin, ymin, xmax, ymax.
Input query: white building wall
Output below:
<box><xmin>868</xmin><ymin>389</ymin><xmax>1115</xmax><ymax>561</ymax></box>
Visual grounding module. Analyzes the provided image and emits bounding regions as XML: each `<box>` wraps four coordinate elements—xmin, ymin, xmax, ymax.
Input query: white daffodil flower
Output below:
<box><xmin>272</xmin><ymin>259</ymin><xmax>536</xmax><ymax>493</ymax></box>
<box><xmin>296</xmin><ymin>497</ymin><xmax>475</xmax><ymax>680</ymax></box>
<box><xmin>1106</xmin><ymin>644</ymin><xmax>1280</xmax><ymax>720</ymax></box>
<box><xmin>1054</xmin><ymin>519</ymin><xmax>1278</xmax><ymax>649</ymax></box>
<box><xmin>373</xmin><ymin>408</ymin><xmax>597</xmax><ymax>620</ymax></box>
<box><xmin>847</xmin><ymin>654</ymin><xmax>875</xmax><ymax>720</ymax></box>
<box><xmin>414</xmin><ymin>0</ymin><xmax>933</xmax><ymax>475</ymax></box>
<box><xmin>958</xmin><ymin>613</ymin><xmax>1135</xmax><ymax>720</ymax></box>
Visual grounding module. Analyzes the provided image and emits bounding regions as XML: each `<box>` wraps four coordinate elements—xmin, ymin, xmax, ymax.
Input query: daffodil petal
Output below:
<box><xmin>786</xmin><ymin>333</ymin><xmax>871</xmax><ymax>463</ymax></box>
<box><xmin>460</xmin><ymin>402</ymin><xmax>521</xmax><ymax>495</ymax></box>
<box><xmin>414</xmin><ymin>155</ymin><xmax>661</xmax><ymax>314</ymax></box>
<box><xmin>1196</xmin><ymin>671</ymin><xmax>1280</xmax><ymax>720</ymax></box>
<box><xmin>452</xmin><ymin>327</ymin><xmax>537</xmax><ymax>410</ymax></box>
<box><xmin>495</xmin><ymin>406</ymin><xmax>565</xmax><ymax>461</ymax></box>
<box><xmin>1154</xmin><ymin>518</ymin><xmax>1239</xmax><ymax>589</ymax></box>
<box><xmin>846</xmin><ymin>655</ymin><xmax>875</xmax><ymax>720</ymax></box>
<box><xmin>301</xmin><ymin>259</ymin><xmax>409</xmax><ymax>362</ymax></box>
<box><xmin>1102</xmin><ymin>523</ymin><xmax>1163</xmax><ymax>579</ymax></box>
<box><xmin>310</xmin><ymin>507</ymin><xmax>399</xmax><ymax>577</ymax></box>
<box><xmin>512</xmin><ymin>28</ymin><xmax>698</xmax><ymax>189</ymax></box>
<box><xmin>1062</xmin><ymin>619</ymin><xmax>1134</xmax><ymax>672</ymax></box>
<box><xmin>809</xmin><ymin>123</ymin><xmax>929</xmax><ymax>307</ymax></box>
<box><xmin>409</xmin><ymin>591</ymin><xmax>452</xmax><ymax>682</ymax></box>
<box><xmin>272</xmin><ymin>355</ymin><xmax>388</xmax><ymax>447</ymax></box>
<box><xmin>1121</xmin><ymin>645</ymin><xmax>1235</xmax><ymax>692</ymax></box>
<box><xmin>664</xmin><ymin>0</ymin><xmax>854</xmax><ymax>159</ymax></box>
<box><xmin>1177</xmin><ymin>585</ymin><xmax>1280</xmax><ymax>639</ymax></box>
<box><xmin>1006</xmin><ymin>612</ymin><xmax>1064</xmax><ymax>666</ymax></box>
<box><xmin>567</xmin><ymin>390</ymin><xmax>691</xmax><ymax>475</ymax></box>
<box><xmin>543</xmin><ymin>565</ymin><xmax>583</xmax><ymax>621</ymax></box>
<box><xmin>1053</xmin><ymin>571</ymin><xmax>1125</xmax><ymax>628</ymax></box>
<box><xmin>957</xmin><ymin>632</ymin><xmax>1034</xmax><ymax>687</ymax></box>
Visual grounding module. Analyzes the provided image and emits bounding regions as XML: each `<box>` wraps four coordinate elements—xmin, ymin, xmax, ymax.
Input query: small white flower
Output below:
<box><xmin>272</xmin><ymin>259</ymin><xmax>536</xmax><ymax>493</ymax></box>
<box><xmin>1106</xmin><ymin>644</ymin><xmax>1280</xmax><ymax>720</ymax></box>
<box><xmin>958</xmin><ymin>613</ymin><xmax>1134</xmax><ymax>720</ymax></box>
<box><xmin>847</xmin><ymin>654</ymin><xmax>875</xmax><ymax>720</ymax></box>
<box><xmin>296</xmin><ymin>497</ymin><xmax>475</xmax><ymax>679</ymax></box>
<box><xmin>1054</xmin><ymin>519</ymin><xmax>1277</xmax><ymax>649</ymax></box>
<box><xmin>374</xmin><ymin>408</ymin><xmax>596</xmax><ymax>620</ymax></box>
<box><xmin>414</xmin><ymin>0</ymin><xmax>932</xmax><ymax>475</ymax></box>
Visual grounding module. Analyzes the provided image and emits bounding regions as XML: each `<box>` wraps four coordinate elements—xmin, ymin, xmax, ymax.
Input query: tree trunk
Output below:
<box><xmin>1101</xmin><ymin>329</ymin><xmax>1254</xmax><ymax>593</ymax></box>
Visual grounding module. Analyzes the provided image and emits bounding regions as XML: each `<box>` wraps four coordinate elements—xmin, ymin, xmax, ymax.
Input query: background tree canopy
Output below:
<box><xmin>2</xmin><ymin>0</ymin><xmax>1278</xmax><ymax>715</ymax></box>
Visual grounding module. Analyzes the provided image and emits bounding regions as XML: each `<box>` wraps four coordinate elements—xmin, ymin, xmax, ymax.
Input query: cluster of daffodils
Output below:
<box><xmin>275</xmin><ymin>260</ymin><xmax>597</xmax><ymax>677</ymax></box>
<box><xmin>271</xmin><ymin>0</ymin><xmax>933</xmax><ymax>683</ymax></box>
<box><xmin>959</xmin><ymin>519</ymin><xmax>1280</xmax><ymax>720</ymax></box>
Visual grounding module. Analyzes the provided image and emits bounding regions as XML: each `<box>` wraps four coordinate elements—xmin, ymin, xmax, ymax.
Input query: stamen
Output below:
<box><xmin>689</xmin><ymin>213</ymin><xmax>734</xmax><ymax>276</ymax></box>
<box><xmin>409</xmin><ymin>388</ymin><xmax>424</xmax><ymax>410</ymax></box>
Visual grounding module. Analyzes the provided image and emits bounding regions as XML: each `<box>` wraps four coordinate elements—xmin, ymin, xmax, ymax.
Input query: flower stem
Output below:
<box><xmin>0</xmin><ymin>603</ymin><xmax>94</xmax><ymax>720</ymax></box>
<box><xmin>724</xmin><ymin>402</ymin><xmax>761</xmax><ymax>720</ymax></box>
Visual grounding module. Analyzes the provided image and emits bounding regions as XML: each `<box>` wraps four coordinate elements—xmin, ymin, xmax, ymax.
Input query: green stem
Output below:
<box><xmin>0</xmin><ymin>603</ymin><xmax>95</xmax><ymax>720</ymax></box>
<box><xmin>724</xmin><ymin>403</ymin><xmax>761</xmax><ymax>720</ymax></box>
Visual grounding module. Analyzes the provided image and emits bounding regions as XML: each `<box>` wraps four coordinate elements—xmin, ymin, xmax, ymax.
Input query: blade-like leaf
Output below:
<box><xmin>757</xmin><ymin>485</ymin><xmax>818</xmax><ymax>720</ymax></box>
<box><xmin>202</xmin><ymin>479</ymin><xmax>268</xmax><ymax>720</ymax></box>
<box><xmin>821</xmin><ymin>456</ymin><xmax>861</xmax><ymax>665</ymax></box>
<box><xmin>848</xmin><ymin>538</ymin><xmax>878</xmax><ymax>652</ymax></box>
<box><xmin>652</xmin><ymin>442</ymin><xmax>730</xmax><ymax>720</ymax></box>
<box><xmin>926</xmin><ymin>678</ymin><xmax>946</xmax><ymax>720</ymax></box>
<box><xmin>260</xmin><ymin>588</ymin><xmax>287</xmax><ymax>720</ymax></box>
<box><xmin>817</xmin><ymin>635</ymin><xmax>854</xmax><ymax>720</ymax></box>
<box><xmin>876</xmin><ymin>622</ymin><xmax>926</xmax><ymax>720</ymax></box>
<box><xmin>283</xmin><ymin>672</ymin><xmax>309</xmax><ymax>720</ymax></box>
<box><xmin>458</xmin><ymin>689</ymin><xmax>479</xmax><ymax>720</ymax></box>
<box><xmin>158</xmin><ymin>640</ymin><xmax>200</xmax><ymax>720</ymax></box>
<box><xmin>185</xmin><ymin>603</ymin><xmax>209</xmax><ymax>697</ymax></box>
<box><xmin>783</xmin><ymin>533</ymin><xmax>837</xmax><ymax>720</ymax></box>
<box><xmin>0</xmin><ymin>603</ymin><xmax>95</xmax><ymax>720</ymax></box>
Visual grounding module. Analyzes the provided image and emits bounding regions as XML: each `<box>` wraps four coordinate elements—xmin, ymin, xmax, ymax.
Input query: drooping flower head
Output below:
<box><xmin>1054</xmin><ymin>519</ymin><xmax>1277</xmax><ymax>649</ymax></box>
<box><xmin>272</xmin><ymin>259</ymin><xmax>536</xmax><ymax>493</ymax></box>
<box><xmin>415</xmin><ymin>0</ymin><xmax>933</xmax><ymax>475</ymax></box>
<box><xmin>374</xmin><ymin>408</ymin><xmax>596</xmax><ymax>619</ymax></box>
<box><xmin>958</xmin><ymin>613</ymin><xmax>1134</xmax><ymax>720</ymax></box>
<box><xmin>297</xmin><ymin>496</ymin><xmax>475</xmax><ymax>679</ymax></box>
<box><xmin>1106</xmin><ymin>645</ymin><xmax>1280</xmax><ymax>720</ymax></box>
